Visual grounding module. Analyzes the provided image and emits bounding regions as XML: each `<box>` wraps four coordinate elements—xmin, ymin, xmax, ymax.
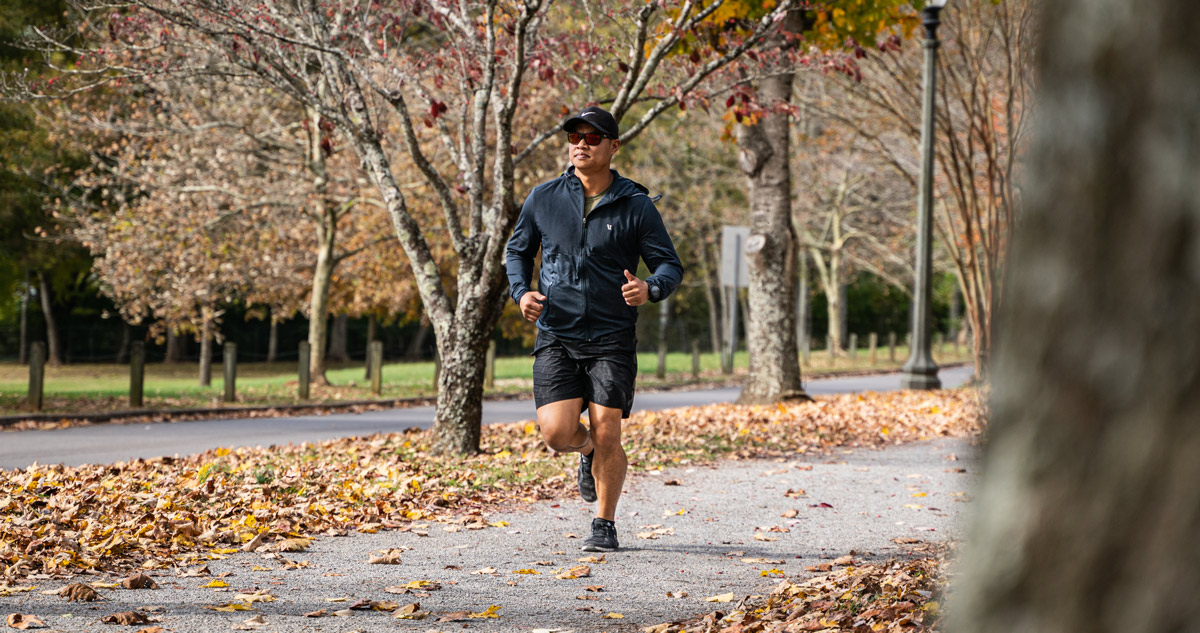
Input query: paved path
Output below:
<box><xmin>1</xmin><ymin>437</ymin><xmax>978</xmax><ymax>633</ymax></box>
<box><xmin>0</xmin><ymin>367</ymin><xmax>971</xmax><ymax>469</ymax></box>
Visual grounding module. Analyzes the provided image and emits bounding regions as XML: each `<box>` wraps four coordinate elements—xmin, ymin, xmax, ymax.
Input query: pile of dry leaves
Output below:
<box><xmin>0</xmin><ymin>389</ymin><xmax>984</xmax><ymax>584</ymax></box>
<box><xmin>652</xmin><ymin>543</ymin><xmax>951</xmax><ymax>633</ymax></box>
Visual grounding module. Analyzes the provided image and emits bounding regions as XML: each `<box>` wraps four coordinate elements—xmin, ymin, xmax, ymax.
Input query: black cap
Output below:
<box><xmin>562</xmin><ymin>106</ymin><xmax>619</xmax><ymax>139</ymax></box>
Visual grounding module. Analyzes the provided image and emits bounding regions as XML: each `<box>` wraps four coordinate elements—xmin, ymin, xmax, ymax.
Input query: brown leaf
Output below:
<box><xmin>5</xmin><ymin>614</ymin><xmax>45</xmax><ymax>630</ymax></box>
<box><xmin>833</xmin><ymin>555</ymin><xmax>856</xmax><ymax>566</ymax></box>
<box><xmin>60</xmin><ymin>583</ymin><xmax>99</xmax><ymax>602</ymax></box>
<box><xmin>134</xmin><ymin>628</ymin><xmax>165</xmax><ymax>633</ymax></box>
<box><xmin>368</xmin><ymin>548</ymin><xmax>405</xmax><ymax>564</ymax></box>
<box><xmin>302</xmin><ymin>609</ymin><xmax>327</xmax><ymax>618</ymax></box>
<box><xmin>102</xmin><ymin>611</ymin><xmax>150</xmax><ymax>625</ymax></box>
<box><xmin>120</xmin><ymin>573</ymin><xmax>159</xmax><ymax>590</ymax></box>
<box><xmin>781</xmin><ymin>509</ymin><xmax>799</xmax><ymax>518</ymax></box>
<box><xmin>555</xmin><ymin>565</ymin><xmax>591</xmax><ymax>580</ymax></box>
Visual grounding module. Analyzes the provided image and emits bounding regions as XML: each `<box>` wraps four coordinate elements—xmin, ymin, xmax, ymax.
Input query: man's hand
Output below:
<box><xmin>520</xmin><ymin>291</ymin><xmax>546</xmax><ymax>322</ymax></box>
<box><xmin>621</xmin><ymin>270</ymin><xmax>649</xmax><ymax>306</ymax></box>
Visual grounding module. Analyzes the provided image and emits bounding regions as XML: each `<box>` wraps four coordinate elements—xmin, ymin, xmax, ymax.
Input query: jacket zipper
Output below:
<box><xmin>579</xmin><ymin>185</ymin><xmax>591</xmax><ymax>341</ymax></box>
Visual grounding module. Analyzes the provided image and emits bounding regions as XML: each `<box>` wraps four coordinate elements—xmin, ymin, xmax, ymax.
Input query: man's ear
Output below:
<box><xmin>610</xmin><ymin>139</ymin><xmax>620</xmax><ymax>153</ymax></box>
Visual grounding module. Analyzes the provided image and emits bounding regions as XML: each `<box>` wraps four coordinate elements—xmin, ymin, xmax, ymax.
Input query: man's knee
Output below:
<box><xmin>588</xmin><ymin>410</ymin><xmax>623</xmax><ymax>449</ymax></box>
<box><xmin>543</xmin><ymin>423</ymin><xmax>588</xmax><ymax>452</ymax></box>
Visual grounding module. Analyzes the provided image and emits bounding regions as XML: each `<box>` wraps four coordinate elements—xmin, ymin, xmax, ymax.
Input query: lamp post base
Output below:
<box><xmin>900</xmin><ymin>367</ymin><xmax>942</xmax><ymax>390</ymax></box>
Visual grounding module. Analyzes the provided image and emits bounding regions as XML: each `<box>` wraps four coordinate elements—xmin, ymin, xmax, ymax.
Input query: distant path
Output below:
<box><xmin>0</xmin><ymin>366</ymin><xmax>972</xmax><ymax>469</ymax></box>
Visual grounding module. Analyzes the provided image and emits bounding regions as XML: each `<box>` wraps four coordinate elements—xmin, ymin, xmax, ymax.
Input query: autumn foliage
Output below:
<box><xmin>0</xmin><ymin>389</ymin><xmax>983</xmax><ymax>584</ymax></box>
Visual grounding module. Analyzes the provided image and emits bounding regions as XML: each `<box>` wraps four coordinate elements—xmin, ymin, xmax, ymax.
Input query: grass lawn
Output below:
<box><xmin>0</xmin><ymin>343</ymin><xmax>973</xmax><ymax>416</ymax></box>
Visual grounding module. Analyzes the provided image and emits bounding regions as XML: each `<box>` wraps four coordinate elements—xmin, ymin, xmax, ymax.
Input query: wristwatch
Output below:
<box><xmin>648</xmin><ymin>282</ymin><xmax>661</xmax><ymax>301</ymax></box>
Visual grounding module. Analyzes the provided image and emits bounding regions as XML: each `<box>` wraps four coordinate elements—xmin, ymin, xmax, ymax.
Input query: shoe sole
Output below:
<box><xmin>580</xmin><ymin>543</ymin><xmax>618</xmax><ymax>552</ymax></box>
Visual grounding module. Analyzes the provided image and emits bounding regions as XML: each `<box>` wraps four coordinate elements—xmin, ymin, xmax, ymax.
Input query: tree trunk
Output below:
<box><xmin>116</xmin><ymin>320</ymin><xmax>131</xmax><ymax>364</ymax></box>
<box><xmin>198</xmin><ymin>318</ymin><xmax>213</xmax><ymax>387</ymax></box>
<box><xmin>36</xmin><ymin>271</ymin><xmax>62</xmax><ymax>367</ymax></box>
<box><xmin>18</xmin><ymin>268</ymin><xmax>29</xmax><ymax>365</ymax></box>
<box><xmin>735</xmin><ymin>54</ymin><xmax>808</xmax><ymax>404</ymax></box>
<box><xmin>837</xmin><ymin>280</ymin><xmax>848</xmax><ymax>349</ymax></box>
<box><xmin>430</xmin><ymin>318</ymin><xmax>490</xmax><ymax>455</ymax></box>
<box><xmin>951</xmin><ymin>2</ymin><xmax>1200</xmax><ymax>632</ymax></box>
<box><xmin>306</xmin><ymin>105</ymin><xmax>337</xmax><ymax>386</ymax></box>
<box><xmin>266</xmin><ymin>318</ymin><xmax>279</xmax><ymax>363</ymax></box>
<box><xmin>796</xmin><ymin>249</ymin><xmax>810</xmax><ymax>347</ymax></box>
<box><xmin>364</xmin><ymin>315</ymin><xmax>377</xmax><ymax>379</ymax></box>
<box><xmin>327</xmin><ymin>314</ymin><xmax>350</xmax><ymax>362</ymax></box>
<box><xmin>165</xmin><ymin>328</ymin><xmax>183</xmax><ymax>364</ymax></box>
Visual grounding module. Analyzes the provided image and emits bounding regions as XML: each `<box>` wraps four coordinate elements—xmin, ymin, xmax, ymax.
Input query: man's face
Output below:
<box><xmin>567</xmin><ymin>123</ymin><xmax>619</xmax><ymax>172</ymax></box>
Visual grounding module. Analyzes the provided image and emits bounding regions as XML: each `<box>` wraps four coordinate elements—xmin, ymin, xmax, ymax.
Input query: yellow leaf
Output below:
<box><xmin>923</xmin><ymin>600</ymin><xmax>940</xmax><ymax>613</ymax></box>
<box><xmin>201</xmin><ymin>580</ymin><xmax>229</xmax><ymax>588</ymax></box>
<box><xmin>753</xmin><ymin>534</ymin><xmax>777</xmax><ymax>542</ymax></box>
<box><xmin>206</xmin><ymin>603</ymin><xmax>252</xmax><ymax>612</ymax></box>
<box><xmin>705</xmin><ymin>593</ymin><xmax>735</xmax><ymax>603</ymax></box>
<box><xmin>602</xmin><ymin>612</ymin><xmax>624</xmax><ymax>619</ymax></box>
<box><xmin>489</xmin><ymin>521</ymin><xmax>510</xmax><ymax>528</ymax></box>
<box><xmin>904</xmin><ymin>504</ymin><xmax>924</xmax><ymax>509</ymax></box>
<box><xmin>524</xmin><ymin>421</ymin><xmax>538</xmax><ymax>435</ymax></box>
<box><xmin>234</xmin><ymin>592</ymin><xmax>275</xmax><ymax>603</ymax></box>
<box><xmin>760</xmin><ymin>568</ymin><xmax>784</xmax><ymax>577</ymax></box>
<box><xmin>89</xmin><ymin>581</ymin><xmax>120</xmax><ymax>589</ymax></box>
<box><xmin>496</xmin><ymin>450</ymin><xmax>512</xmax><ymax>459</ymax></box>
<box><xmin>468</xmin><ymin>605</ymin><xmax>502</xmax><ymax>619</ymax></box>
<box><xmin>211</xmin><ymin>548</ymin><xmax>239</xmax><ymax>555</ymax></box>
<box><xmin>513</xmin><ymin>569</ymin><xmax>541</xmax><ymax>575</ymax></box>
<box><xmin>912</xmin><ymin>492</ymin><xmax>927</xmax><ymax>498</ymax></box>
<box><xmin>215</xmin><ymin>447</ymin><xmax>231</xmax><ymax>457</ymax></box>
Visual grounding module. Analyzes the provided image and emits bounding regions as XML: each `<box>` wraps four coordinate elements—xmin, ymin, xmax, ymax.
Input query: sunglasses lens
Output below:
<box><xmin>568</xmin><ymin>132</ymin><xmax>606</xmax><ymax>145</ymax></box>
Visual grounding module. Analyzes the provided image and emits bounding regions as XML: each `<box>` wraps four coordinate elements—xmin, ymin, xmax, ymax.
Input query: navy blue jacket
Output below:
<box><xmin>506</xmin><ymin>166</ymin><xmax>684</xmax><ymax>341</ymax></box>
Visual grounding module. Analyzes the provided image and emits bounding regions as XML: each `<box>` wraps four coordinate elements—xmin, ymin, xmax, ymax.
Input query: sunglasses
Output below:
<box><xmin>567</xmin><ymin>131</ymin><xmax>611</xmax><ymax>146</ymax></box>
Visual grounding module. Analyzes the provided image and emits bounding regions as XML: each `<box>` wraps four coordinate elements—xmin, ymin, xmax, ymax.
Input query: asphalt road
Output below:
<box><xmin>0</xmin><ymin>366</ymin><xmax>972</xmax><ymax>470</ymax></box>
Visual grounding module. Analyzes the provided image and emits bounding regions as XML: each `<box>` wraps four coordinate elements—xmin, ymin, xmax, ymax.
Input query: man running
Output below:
<box><xmin>505</xmin><ymin>106</ymin><xmax>684</xmax><ymax>552</ymax></box>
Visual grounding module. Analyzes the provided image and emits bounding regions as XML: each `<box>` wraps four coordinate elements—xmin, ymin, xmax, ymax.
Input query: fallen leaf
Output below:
<box><xmin>785</xmin><ymin>488</ymin><xmax>806</xmax><ymax>498</ymax></box>
<box><xmin>101</xmin><ymin>611</ymin><xmax>150</xmax><ymax>625</ymax></box>
<box><xmin>602</xmin><ymin>612</ymin><xmax>625</xmax><ymax>619</ymax></box>
<box><xmin>232</xmin><ymin>614</ymin><xmax>269</xmax><ymax>629</ymax></box>
<box><xmin>271</xmin><ymin>537</ymin><xmax>312</xmax><ymax>552</ymax></box>
<box><xmin>180</xmin><ymin>565</ymin><xmax>210</xmax><ymax>577</ymax></box>
<box><xmin>585</xmin><ymin>585</ymin><xmax>605</xmax><ymax>592</ymax></box>
<box><xmin>90</xmin><ymin>581</ymin><xmax>120</xmax><ymax>589</ymax></box>
<box><xmin>205</xmin><ymin>603</ymin><xmax>253</xmax><ymax>612</ymax></box>
<box><xmin>331</xmin><ymin>609</ymin><xmax>352</xmax><ymax>617</ymax></box>
<box><xmin>833</xmin><ymin>555</ymin><xmax>856</xmax><ymax>566</ymax></box>
<box><xmin>393</xmin><ymin>603</ymin><xmax>427</xmax><ymax>620</ymax></box>
<box><xmin>233</xmin><ymin>591</ymin><xmax>275</xmax><ymax>604</ymax></box>
<box><xmin>555</xmin><ymin>565</ymin><xmax>591</xmax><ymax>580</ymax></box>
<box><xmin>0</xmin><ymin>587</ymin><xmax>35</xmax><ymax>597</ymax></box>
<box><xmin>134</xmin><ymin>628</ymin><xmax>164</xmax><ymax>633</ymax></box>
<box><xmin>805</xmin><ymin>563</ymin><xmax>833</xmax><ymax>572</ymax></box>
<box><xmin>761</xmin><ymin>568</ymin><xmax>785</xmax><ymax>577</ymax></box>
<box><xmin>120</xmin><ymin>574</ymin><xmax>159</xmax><ymax>590</ymax></box>
<box><xmin>706</xmin><ymin>593</ymin><xmax>735</xmax><ymax>603</ymax></box>
<box><xmin>303</xmin><ymin>609</ymin><xmax>327</xmax><ymax>617</ymax></box>
<box><xmin>781</xmin><ymin>509</ymin><xmax>799</xmax><ymax>518</ymax></box>
<box><xmin>663</xmin><ymin>479</ymin><xmax>681</xmax><ymax>486</ymax></box>
<box><xmin>60</xmin><ymin>583</ymin><xmax>99</xmax><ymax>602</ymax></box>
<box><xmin>325</xmin><ymin>596</ymin><xmax>350</xmax><ymax>603</ymax></box>
<box><xmin>513</xmin><ymin>569</ymin><xmax>541</xmax><ymax>575</ymax></box>
<box><xmin>471</xmin><ymin>567</ymin><xmax>498</xmax><ymax>575</ymax></box>
<box><xmin>201</xmin><ymin>579</ymin><xmax>229</xmax><ymax>589</ymax></box>
<box><xmin>741</xmin><ymin>557</ymin><xmax>785</xmax><ymax>564</ymax></box>
<box><xmin>577</xmin><ymin>555</ymin><xmax>606</xmax><ymax>564</ymax></box>
<box><xmin>468</xmin><ymin>605</ymin><xmax>502</xmax><ymax>619</ymax></box>
<box><xmin>754</xmin><ymin>534</ymin><xmax>777</xmax><ymax>542</ymax></box>
<box><xmin>893</xmin><ymin>537</ymin><xmax>922</xmax><ymax>544</ymax></box>
<box><xmin>5</xmin><ymin>614</ymin><xmax>45</xmax><ymax>630</ymax></box>
<box><xmin>368</xmin><ymin>549</ymin><xmax>405</xmax><ymax>565</ymax></box>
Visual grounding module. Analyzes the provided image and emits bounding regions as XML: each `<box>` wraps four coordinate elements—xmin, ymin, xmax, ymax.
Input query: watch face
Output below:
<box><xmin>650</xmin><ymin>284</ymin><xmax>661</xmax><ymax>300</ymax></box>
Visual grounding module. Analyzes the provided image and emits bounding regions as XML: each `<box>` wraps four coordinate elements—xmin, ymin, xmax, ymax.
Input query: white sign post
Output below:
<box><xmin>720</xmin><ymin>226</ymin><xmax>750</xmax><ymax>373</ymax></box>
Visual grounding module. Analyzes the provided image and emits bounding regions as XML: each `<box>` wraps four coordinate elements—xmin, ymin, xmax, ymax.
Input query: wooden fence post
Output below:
<box><xmin>849</xmin><ymin>333</ymin><xmax>858</xmax><ymax>362</ymax></box>
<box><xmin>826</xmin><ymin>335</ymin><xmax>835</xmax><ymax>361</ymax></box>
<box><xmin>691</xmin><ymin>339</ymin><xmax>700</xmax><ymax>380</ymax></box>
<box><xmin>484</xmin><ymin>340</ymin><xmax>496</xmax><ymax>390</ymax></box>
<box><xmin>801</xmin><ymin>334</ymin><xmax>810</xmax><ymax>366</ymax></box>
<box><xmin>889</xmin><ymin>332</ymin><xmax>897</xmax><ymax>362</ymax></box>
<box><xmin>28</xmin><ymin>341</ymin><xmax>45</xmax><ymax>412</ymax></box>
<box><xmin>868</xmin><ymin>332</ymin><xmax>878</xmax><ymax>366</ymax></box>
<box><xmin>223</xmin><ymin>342</ymin><xmax>237</xmax><ymax>403</ymax></box>
<box><xmin>369</xmin><ymin>340</ymin><xmax>384</xmax><ymax>396</ymax></box>
<box><xmin>298</xmin><ymin>341</ymin><xmax>310</xmax><ymax>400</ymax></box>
<box><xmin>130</xmin><ymin>341</ymin><xmax>145</xmax><ymax>408</ymax></box>
<box><xmin>656</xmin><ymin>342</ymin><xmax>667</xmax><ymax>379</ymax></box>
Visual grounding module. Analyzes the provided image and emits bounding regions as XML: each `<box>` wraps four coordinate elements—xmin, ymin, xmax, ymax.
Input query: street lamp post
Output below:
<box><xmin>901</xmin><ymin>0</ymin><xmax>946</xmax><ymax>390</ymax></box>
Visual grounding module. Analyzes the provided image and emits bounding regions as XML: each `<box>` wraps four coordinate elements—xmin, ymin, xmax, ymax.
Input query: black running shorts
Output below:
<box><xmin>532</xmin><ymin>329</ymin><xmax>638</xmax><ymax>418</ymax></box>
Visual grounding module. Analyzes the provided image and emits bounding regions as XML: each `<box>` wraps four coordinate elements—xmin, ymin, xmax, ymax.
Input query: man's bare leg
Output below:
<box><xmin>587</xmin><ymin>402</ymin><xmax>626</xmax><ymax>522</ymax></box>
<box><xmin>537</xmin><ymin>398</ymin><xmax>592</xmax><ymax>454</ymax></box>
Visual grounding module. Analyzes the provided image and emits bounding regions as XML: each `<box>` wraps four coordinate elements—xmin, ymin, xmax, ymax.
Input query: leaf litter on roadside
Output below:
<box><xmin>0</xmin><ymin>390</ymin><xmax>982</xmax><ymax>582</ymax></box>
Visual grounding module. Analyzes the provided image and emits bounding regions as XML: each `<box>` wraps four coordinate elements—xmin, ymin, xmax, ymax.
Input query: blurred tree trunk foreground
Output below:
<box><xmin>953</xmin><ymin>1</ymin><xmax>1200</xmax><ymax>632</ymax></box>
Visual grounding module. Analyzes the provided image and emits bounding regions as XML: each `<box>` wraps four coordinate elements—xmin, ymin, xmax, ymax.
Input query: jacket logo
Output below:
<box><xmin>607</xmin><ymin>223</ymin><xmax>613</xmax><ymax>230</ymax></box>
